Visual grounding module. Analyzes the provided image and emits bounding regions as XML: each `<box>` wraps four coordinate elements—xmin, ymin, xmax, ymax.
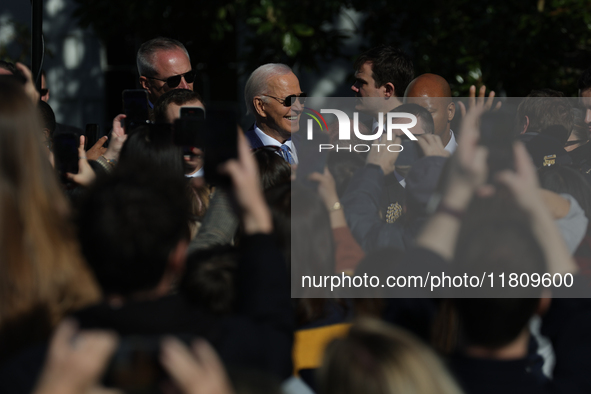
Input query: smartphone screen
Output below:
<box><xmin>122</xmin><ymin>90</ymin><xmax>150</xmax><ymax>133</ymax></box>
<box><xmin>480</xmin><ymin>109</ymin><xmax>516</xmax><ymax>181</ymax></box>
<box><xmin>174</xmin><ymin>107</ymin><xmax>206</xmax><ymax>148</ymax></box>
<box><xmin>180</xmin><ymin>106</ymin><xmax>205</xmax><ymax>120</ymax></box>
<box><xmin>53</xmin><ymin>133</ymin><xmax>79</xmax><ymax>182</ymax></box>
<box><xmin>297</xmin><ymin>132</ymin><xmax>329</xmax><ymax>190</ymax></box>
<box><xmin>84</xmin><ymin>124</ymin><xmax>100</xmax><ymax>150</ymax></box>
<box><xmin>203</xmin><ymin>107</ymin><xmax>238</xmax><ymax>188</ymax></box>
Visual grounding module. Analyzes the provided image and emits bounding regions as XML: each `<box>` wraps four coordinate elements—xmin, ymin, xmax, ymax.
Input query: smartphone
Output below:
<box><xmin>297</xmin><ymin>132</ymin><xmax>329</xmax><ymax>190</ymax></box>
<box><xmin>122</xmin><ymin>89</ymin><xmax>150</xmax><ymax>133</ymax></box>
<box><xmin>480</xmin><ymin>109</ymin><xmax>516</xmax><ymax>181</ymax></box>
<box><xmin>203</xmin><ymin>107</ymin><xmax>238</xmax><ymax>188</ymax></box>
<box><xmin>84</xmin><ymin>124</ymin><xmax>99</xmax><ymax>150</ymax></box>
<box><xmin>180</xmin><ymin>106</ymin><xmax>205</xmax><ymax>120</ymax></box>
<box><xmin>103</xmin><ymin>335</ymin><xmax>192</xmax><ymax>394</ymax></box>
<box><xmin>53</xmin><ymin>133</ymin><xmax>79</xmax><ymax>182</ymax></box>
<box><xmin>174</xmin><ymin>107</ymin><xmax>206</xmax><ymax>148</ymax></box>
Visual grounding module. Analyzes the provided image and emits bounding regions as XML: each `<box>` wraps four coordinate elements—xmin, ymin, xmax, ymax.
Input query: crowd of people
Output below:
<box><xmin>1</xmin><ymin>36</ymin><xmax>591</xmax><ymax>393</ymax></box>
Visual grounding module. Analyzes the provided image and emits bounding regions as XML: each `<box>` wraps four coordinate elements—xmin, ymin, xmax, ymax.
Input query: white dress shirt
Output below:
<box><xmin>444</xmin><ymin>130</ymin><xmax>457</xmax><ymax>154</ymax></box>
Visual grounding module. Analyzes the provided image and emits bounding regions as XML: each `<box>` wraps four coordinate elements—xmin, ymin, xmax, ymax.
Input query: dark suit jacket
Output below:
<box><xmin>342</xmin><ymin>164</ymin><xmax>408</xmax><ymax>252</ymax></box>
<box><xmin>245</xmin><ymin>124</ymin><xmax>301</xmax><ymax>152</ymax></box>
<box><xmin>245</xmin><ymin>124</ymin><xmax>265</xmax><ymax>149</ymax></box>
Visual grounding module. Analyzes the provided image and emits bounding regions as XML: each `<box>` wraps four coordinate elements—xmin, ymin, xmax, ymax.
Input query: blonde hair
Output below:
<box><xmin>0</xmin><ymin>78</ymin><xmax>100</xmax><ymax>359</ymax></box>
<box><xmin>319</xmin><ymin>318</ymin><xmax>463</xmax><ymax>394</ymax></box>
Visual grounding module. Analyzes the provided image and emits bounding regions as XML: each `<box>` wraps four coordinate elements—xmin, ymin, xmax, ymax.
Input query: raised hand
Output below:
<box><xmin>219</xmin><ymin>132</ymin><xmax>272</xmax><ymax>235</ymax></box>
<box><xmin>161</xmin><ymin>337</ymin><xmax>234</xmax><ymax>394</ymax></box>
<box><xmin>33</xmin><ymin>319</ymin><xmax>118</xmax><ymax>394</ymax></box>
<box><xmin>458</xmin><ymin>84</ymin><xmax>502</xmax><ymax>118</ymax></box>
<box><xmin>67</xmin><ymin>135</ymin><xmax>96</xmax><ymax>187</ymax></box>
<box><xmin>417</xmin><ymin>134</ymin><xmax>450</xmax><ymax>158</ymax></box>
<box><xmin>104</xmin><ymin>114</ymin><xmax>127</xmax><ymax>162</ymax></box>
<box><xmin>86</xmin><ymin>136</ymin><xmax>109</xmax><ymax>161</ymax></box>
<box><xmin>366</xmin><ymin>135</ymin><xmax>402</xmax><ymax>175</ymax></box>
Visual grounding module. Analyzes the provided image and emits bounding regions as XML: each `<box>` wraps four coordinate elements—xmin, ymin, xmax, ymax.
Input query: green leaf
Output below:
<box><xmin>293</xmin><ymin>23</ymin><xmax>314</xmax><ymax>36</ymax></box>
<box><xmin>282</xmin><ymin>32</ymin><xmax>302</xmax><ymax>57</ymax></box>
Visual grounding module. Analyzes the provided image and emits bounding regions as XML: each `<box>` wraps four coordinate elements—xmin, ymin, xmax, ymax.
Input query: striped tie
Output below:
<box><xmin>280</xmin><ymin>144</ymin><xmax>295</xmax><ymax>165</ymax></box>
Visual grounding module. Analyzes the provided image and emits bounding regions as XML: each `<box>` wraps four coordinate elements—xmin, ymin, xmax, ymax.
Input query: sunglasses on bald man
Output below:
<box><xmin>145</xmin><ymin>70</ymin><xmax>196</xmax><ymax>88</ymax></box>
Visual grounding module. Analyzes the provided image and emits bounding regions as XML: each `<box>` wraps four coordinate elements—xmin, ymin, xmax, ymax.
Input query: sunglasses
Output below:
<box><xmin>262</xmin><ymin>93</ymin><xmax>307</xmax><ymax>107</ymax></box>
<box><xmin>145</xmin><ymin>70</ymin><xmax>196</xmax><ymax>88</ymax></box>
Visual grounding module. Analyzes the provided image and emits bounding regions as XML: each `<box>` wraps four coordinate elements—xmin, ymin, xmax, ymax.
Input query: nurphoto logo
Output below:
<box><xmin>303</xmin><ymin>107</ymin><xmax>418</xmax><ymax>152</ymax></box>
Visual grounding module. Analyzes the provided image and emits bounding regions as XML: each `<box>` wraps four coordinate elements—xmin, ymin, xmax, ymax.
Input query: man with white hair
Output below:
<box><xmin>137</xmin><ymin>37</ymin><xmax>195</xmax><ymax>105</ymax></box>
<box><xmin>244</xmin><ymin>63</ymin><xmax>306</xmax><ymax>164</ymax></box>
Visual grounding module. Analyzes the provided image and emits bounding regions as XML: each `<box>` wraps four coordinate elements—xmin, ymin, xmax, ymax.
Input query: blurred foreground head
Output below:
<box><xmin>0</xmin><ymin>77</ymin><xmax>100</xmax><ymax>361</ymax></box>
<box><xmin>319</xmin><ymin>318</ymin><xmax>462</xmax><ymax>394</ymax></box>
<box><xmin>77</xmin><ymin>165</ymin><xmax>190</xmax><ymax>297</ymax></box>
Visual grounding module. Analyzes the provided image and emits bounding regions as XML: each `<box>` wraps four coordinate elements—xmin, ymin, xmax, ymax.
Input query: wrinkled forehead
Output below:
<box><xmin>267</xmin><ymin>72</ymin><xmax>301</xmax><ymax>95</ymax></box>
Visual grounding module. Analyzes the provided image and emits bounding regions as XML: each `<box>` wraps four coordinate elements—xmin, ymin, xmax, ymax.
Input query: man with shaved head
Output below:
<box><xmin>405</xmin><ymin>73</ymin><xmax>457</xmax><ymax>154</ymax></box>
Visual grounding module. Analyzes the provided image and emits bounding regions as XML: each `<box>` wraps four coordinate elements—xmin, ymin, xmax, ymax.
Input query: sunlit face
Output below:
<box><xmin>580</xmin><ymin>88</ymin><xmax>591</xmax><ymax>134</ymax></box>
<box><xmin>405</xmin><ymin>96</ymin><xmax>452</xmax><ymax>138</ymax></box>
<box><xmin>165</xmin><ymin>99</ymin><xmax>204</xmax><ymax>124</ymax></box>
<box><xmin>351</xmin><ymin>62</ymin><xmax>383</xmax><ymax>98</ymax></box>
<box><xmin>257</xmin><ymin>72</ymin><xmax>304</xmax><ymax>139</ymax></box>
<box><xmin>141</xmin><ymin>48</ymin><xmax>193</xmax><ymax>103</ymax></box>
<box><xmin>351</xmin><ymin>61</ymin><xmax>397</xmax><ymax>115</ymax></box>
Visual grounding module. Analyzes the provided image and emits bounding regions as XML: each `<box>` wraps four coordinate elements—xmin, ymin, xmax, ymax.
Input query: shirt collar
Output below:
<box><xmin>444</xmin><ymin>130</ymin><xmax>457</xmax><ymax>154</ymax></box>
<box><xmin>254</xmin><ymin>123</ymin><xmax>293</xmax><ymax>149</ymax></box>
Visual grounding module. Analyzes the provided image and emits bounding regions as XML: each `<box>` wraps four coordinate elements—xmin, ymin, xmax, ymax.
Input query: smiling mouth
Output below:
<box><xmin>284</xmin><ymin>115</ymin><xmax>299</xmax><ymax>121</ymax></box>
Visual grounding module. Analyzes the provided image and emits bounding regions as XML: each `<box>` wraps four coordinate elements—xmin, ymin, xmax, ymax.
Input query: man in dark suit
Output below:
<box><xmin>348</xmin><ymin>45</ymin><xmax>415</xmax><ymax>225</ymax></box>
<box><xmin>243</xmin><ymin>63</ymin><xmax>306</xmax><ymax>164</ymax></box>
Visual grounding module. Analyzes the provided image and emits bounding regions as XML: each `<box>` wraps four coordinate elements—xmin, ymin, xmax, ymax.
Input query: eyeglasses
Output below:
<box><xmin>39</xmin><ymin>88</ymin><xmax>48</xmax><ymax>96</ymax></box>
<box><xmin>144</xmin><ymin>70</ymin><xmax>196</xmax><ymax>88</ymax></box>
<box><xmin>262</xmin><ymin>93</ymin><xmax>307</xmax><ymax>107</ymax></box>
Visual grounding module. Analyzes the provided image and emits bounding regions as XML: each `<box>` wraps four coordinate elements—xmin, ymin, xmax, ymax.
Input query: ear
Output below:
<box><xmin>447</xmin><ymin>102</ymin><xmax>456</xmax><ymax>122</ymax></box>
<box><xmin>383</xmin><ymin>82</ymin><xmax>395</xmax><ymax>98</ymax></box>
<box><xmin>522</xmin><ymin>116</ymin><xmax>530</xmax><ymax>134</ymax></box>
<box><xmin>253</xmin><ymin>97</ymin><xmax>267</xmax><ymax>118</ymax></box>
<box><xmin>139</xmin><ymin>76</ymin><xmax>150</xmax><ymax>91</ymax></box>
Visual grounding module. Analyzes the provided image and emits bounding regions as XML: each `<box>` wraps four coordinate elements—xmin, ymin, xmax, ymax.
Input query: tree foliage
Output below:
<box><xmin>351</xmin><ymin>0</ymin><xmax>591</xmax><ymax>96</ymax></box>
<box><xmin>72</xmin><ymin>0</ymin><xmax>352</xmax><ymax>72</ymax></box>
<box><xmin>73</xmin><ymin>0</ymin><xmax>591</xmax><ymax>96</ymax></box>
